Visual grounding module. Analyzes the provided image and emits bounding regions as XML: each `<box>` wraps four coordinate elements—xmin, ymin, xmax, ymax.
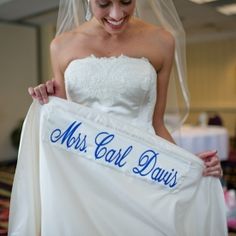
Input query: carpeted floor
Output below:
<box><xmin>0</xmin><ymin>161</ymin><xmax>16</xmax><ymax>235</ymax></box>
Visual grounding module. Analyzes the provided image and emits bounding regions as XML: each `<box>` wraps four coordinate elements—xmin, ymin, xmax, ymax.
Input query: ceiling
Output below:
<box><xmin>174</xmin><ymin>0</ymin><xmax>236</xmax><ymax>40</ymax></box>
<box><xmin>0</xmin><ymin>0</ymin><xmax>235</xmax><ymax>40</ymax></box>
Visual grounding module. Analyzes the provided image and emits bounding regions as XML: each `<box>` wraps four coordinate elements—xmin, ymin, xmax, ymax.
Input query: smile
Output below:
<box><xmin>106</xmin><ymin>18</ymin><xmax>125</xmax><ymax>26</ymax></box>
<box><xmin>104</xmin><ymin>16</ymin><xmax>129</xmax><ymax>30</ymax></box>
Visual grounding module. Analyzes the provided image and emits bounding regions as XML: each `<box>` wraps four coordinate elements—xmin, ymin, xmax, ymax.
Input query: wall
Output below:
<box><xmin>40</xmin><ymin>24</ymin><xmax>55</xmax><ymax>82</ymax></box>
<box><xmin>186</xmin><ymin>37</ymin><xmax>236</xmax><ymax>137</ymax></box>
<box><xmin>0</xmin><ymin>23</ymin><xmax>38</xmax><ymax>161</ymax></box>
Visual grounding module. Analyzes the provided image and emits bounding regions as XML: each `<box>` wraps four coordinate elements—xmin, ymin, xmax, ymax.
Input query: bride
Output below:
<box><xmin>28</xmin><ymin>0</ymin><xmax>222</xmax><ymax>180</ymax></box>
<box><xmin>7</xmin><ymin>0</ymin><xmax>227</xmax><ymax>235</ymax></box>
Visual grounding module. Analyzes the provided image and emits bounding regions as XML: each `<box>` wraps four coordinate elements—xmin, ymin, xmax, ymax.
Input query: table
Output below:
<box><xmin>172</xmin><ymin>125</ymin><xmax>229</xmax><ymax>160</ymax></box>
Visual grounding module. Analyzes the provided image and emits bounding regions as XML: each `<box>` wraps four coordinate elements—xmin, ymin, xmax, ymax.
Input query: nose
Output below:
<box><xmin>109</xmin><ymin>5</ymin><xmax>124</xmax><ymax>21</ymax></box>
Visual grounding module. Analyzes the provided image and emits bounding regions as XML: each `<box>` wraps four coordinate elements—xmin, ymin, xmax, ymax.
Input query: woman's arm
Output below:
<box><xmin>152</xmin><ymin>30</ymin><xmax>175</xmax><ymax>143</ymax></box>
<box><xmin>151</xmin><ymin>30</ymin><xmax>223</xmax><ymax>178</ymax></box>
<box><xmin>28</xmin><ymin>37</ymin><xmax>66</xmax><ymax>104</ymax></box>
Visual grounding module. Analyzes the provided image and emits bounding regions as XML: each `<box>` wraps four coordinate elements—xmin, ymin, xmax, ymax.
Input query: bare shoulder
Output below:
<box><xmin>132</xmin><ymin>19</ymin><xmax>175</xmax><ymax>69</ymax></box>
<box><xmin>141</xmin><ymin>21</ymin><xmax>175</xmax><ymax>54</ymax></box>
<box><xmin>50</xmin><ymin>23</ymin><xmax>90</xmax><ymax>71</ymax></box>
<box><xmin>133</xmin><ymin>18</ymin><xmax>174</xmax><ymax>44</ymax></box>
<box><xmin>154</xmin><ymin>27</ymin><xmax>175</xmax><ymax>54</ymax></box>
<box><xmin>153</xmin><ymin>27</ymin><xmax>175</xmax><ymax>68</ymax></box>
<box><xmin>50</xmin><ymin>27</ymin><xmax>86</xmax><ymax>57</ymax></box>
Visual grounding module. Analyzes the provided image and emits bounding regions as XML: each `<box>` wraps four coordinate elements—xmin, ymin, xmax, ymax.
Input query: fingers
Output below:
<box><xmin>46</xmin><ymin>80</ymin><xmax>55</xmax><ymax>95</ymax></box>
<box><xmin>28</xmin><ymin>83</ymin><xmax>52</xmax><ymax>105</ymax></box>
<box><xmin>198</xmin><ymin>150</ymin><xmax>217</xmax><ymax>160</ymax></box>
<box><xmin>204</xmin><ymin>155</ymin><xmax>220</xmax><ymax>167</ymax></box>
<box><xmin>198</xmin><ymin>150</ymin><xmax>219</xmax><ymax>166</ymax></box>
<box><xmin>28</xmin><ymin>87</ymin><xmax>37</xmax><ymax>98</ymax></box>
<box><xmin>203</xmin><ymin>157</ymin><xmax>222</xmax><ymax>176</ymax></box>
<box><xmin>198</xmin><ymin>150</ymin><xmax>223</xmax><ymax>178</ymax></box>
<box><xmin>28</xmin><ymin>79</ymin><xmax>57</xmax><ymax>104</ymax></box>
<box><xmin>203</xmin><ymin>165</ymin><xmax>223</xmax><ymax>178</ymax></box>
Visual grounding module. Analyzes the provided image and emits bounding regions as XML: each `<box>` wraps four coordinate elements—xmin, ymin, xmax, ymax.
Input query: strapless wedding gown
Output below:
<box><xmin>64</xmin><ymin>54</ymin><xmax>157</xmax><ymax>133</ymax></box>
<box><xmin>8</xmin><ymin>55</ymin><xmax>227</xmax><ymax>236</ymax></box>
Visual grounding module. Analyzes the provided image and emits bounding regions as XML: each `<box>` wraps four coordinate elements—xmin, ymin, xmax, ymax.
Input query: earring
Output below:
<box><xmin>85</xmin><ymin>1</ymin><xmax>92</xmax><ymax>21</ymax></box>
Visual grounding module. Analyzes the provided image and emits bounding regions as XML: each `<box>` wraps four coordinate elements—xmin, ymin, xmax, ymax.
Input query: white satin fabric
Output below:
<box><xmin>8</xmin><ymin>97</ymin><xmax>227</xmax><ymax>236</ymax></box>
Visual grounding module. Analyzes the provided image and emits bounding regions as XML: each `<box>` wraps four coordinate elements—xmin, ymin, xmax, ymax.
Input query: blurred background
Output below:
<box><xmin>0</xmin><ymin>0</ymin><xmax>235</xmax><ymax>234</ymax></box>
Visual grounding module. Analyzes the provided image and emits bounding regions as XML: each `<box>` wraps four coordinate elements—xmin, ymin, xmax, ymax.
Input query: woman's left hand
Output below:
<box><xmin>197</xmin><ymin>150</ymin><xmax>223</xmax><ymax>178</ymax></box>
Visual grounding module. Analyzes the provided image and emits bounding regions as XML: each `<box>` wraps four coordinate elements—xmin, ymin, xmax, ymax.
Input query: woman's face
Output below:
<box><xmin>90</xmin><ymin>0</ymin><xmax>136</xmax><ymax>35</ymax></box>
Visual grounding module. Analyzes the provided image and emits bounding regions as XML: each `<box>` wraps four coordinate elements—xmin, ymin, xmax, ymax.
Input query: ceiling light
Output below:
<box><xmin>189</xmin><ymin>0</ymin><xmax>218</xmax><ymax>4</ymax></box>
<box><xmin>217</xmin><ymin>3</ymin><xmax>236</xmax><ymax>16</ymax></box>
<box><xmin>0</xmin><ymin>0</ymin><xmax>13</xmax><ymax>5</ymax></box>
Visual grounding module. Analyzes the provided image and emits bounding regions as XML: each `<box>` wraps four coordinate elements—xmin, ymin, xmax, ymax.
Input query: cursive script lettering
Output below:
<box><xmin>133</xmin><ymin>150</ymin><xmax>178</xmax><ymax>188</ymax></box>
<box><xmin>50</xmin><ymin>121</ymin><xmax>87</xmax><ymax>153</ymax></box>
<box><xmin>48</xmin><ymin>120</ymin><xmax>181</xmax><ymax>190</ymax></box>
<box><xmin>94</xmin><ymin>132</ymin><xmax>133</xmax><ymax>168</ymax></box>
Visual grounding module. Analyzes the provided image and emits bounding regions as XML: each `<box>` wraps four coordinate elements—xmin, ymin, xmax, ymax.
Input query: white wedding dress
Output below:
<box><xmin>64</xmin><ymin>55</ymin><xmax>157</xmax><ymax>133</ymax></box>
<box><xmin>8</xmin><ymin>56</ymin><xmax>227</xmax><ymax>236</ymax></box>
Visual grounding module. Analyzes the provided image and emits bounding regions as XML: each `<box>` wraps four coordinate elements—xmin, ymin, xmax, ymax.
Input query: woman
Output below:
<box><xmin>29</xmin><ymin>0</ymin><xmax>222</xmax><ymax>178</ymax></box>
<box><xmin>9</xmin><ymin>1</ymin><xmax>227</xmax><ymax>235</ymax></box>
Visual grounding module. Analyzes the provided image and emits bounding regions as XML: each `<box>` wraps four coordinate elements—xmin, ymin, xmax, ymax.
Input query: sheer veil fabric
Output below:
<box><xmin>56</xmin><ymin>0</ymin><xmax>190</xmax><ymax>132</ymax></box>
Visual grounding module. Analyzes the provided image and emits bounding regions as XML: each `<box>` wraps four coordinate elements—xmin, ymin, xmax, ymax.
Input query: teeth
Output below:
<box><xmin>107</xmin><ymin>19</ymin><xmax>124</xmax><ymax>26</ymax></box>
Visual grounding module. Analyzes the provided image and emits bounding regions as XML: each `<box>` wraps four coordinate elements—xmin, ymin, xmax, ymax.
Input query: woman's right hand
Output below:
<box><xmin>28</xmin><ymin>79</ymin><xmax>61</xmax><ymax>105</ymax></box>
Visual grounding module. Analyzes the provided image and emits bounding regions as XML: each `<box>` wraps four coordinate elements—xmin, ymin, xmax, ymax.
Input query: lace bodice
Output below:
<box><xmin>64</xmin><ymin>55</ymin><xmax>157</xmax><ymax>132</ymax></box>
